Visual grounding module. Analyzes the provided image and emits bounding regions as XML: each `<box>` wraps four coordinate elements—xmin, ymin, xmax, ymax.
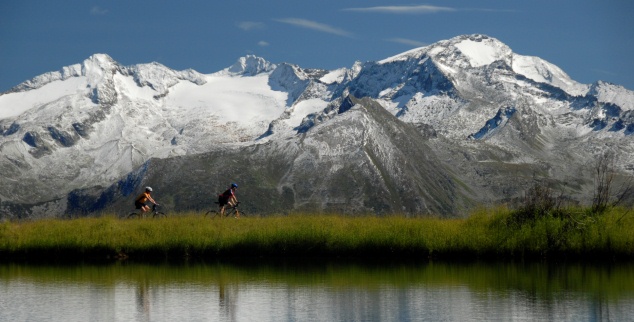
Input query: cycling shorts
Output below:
<box><xmin>218</xmin><ymin>196</ymin><xmax>229</xmax><ymax>206</ymax></box>
<box><xmin>135</xmin><ymin>201</ymin><xmax>146</xmax><ymax>209</ymax></box>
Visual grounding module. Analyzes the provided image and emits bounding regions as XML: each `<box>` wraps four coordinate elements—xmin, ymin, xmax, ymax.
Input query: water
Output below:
<box><xmin>1</xmin><ymin>260</ymin><xmax>633</xmax><ymax>321</ymax></box>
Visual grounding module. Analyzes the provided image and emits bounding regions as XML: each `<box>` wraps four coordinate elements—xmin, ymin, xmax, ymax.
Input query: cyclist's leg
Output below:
<box><xmin>226</xmin><ymin>206</ymin><xmax>240</xmax><ymax>218</ymax></box>
<box><xmin>225</xmin><ymin>200</ymin><xmax>236</xmax><ymax>217</ymax></box>
<box><xmin>138</xmin><ymin>205</ymin><xmax>148</xmax><ymax>218</ymax></box>
<box><xmin>129</xmin><ymin>202</ymin><xmax>143</xmax><ymax>218</ymax></box>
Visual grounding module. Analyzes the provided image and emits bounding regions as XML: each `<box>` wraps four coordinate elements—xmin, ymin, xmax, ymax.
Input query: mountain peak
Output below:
<box><xmin>84</xmin><ymin>53</ymin><xmax>117</xmax><ymax>68</ymax></box>
<box><xmin>227</xmin><ymin>55</ymin><xmax>276</xmax><ymax>76</ymax></box>
<box><xmin>82</xmin><ymin>54</ymin><xmax>120</xmax><ymax>89</ymax></box>
<box><xmin>378</xmin><ymin>34</ymin><xmax>589</xmax><ymax>96</ymax></box>
<box><xmin>378</xmin><ymin>34</ymin><xmax>512</xmax><ymax>69</ymax></box>
<box><xmin>3</xmin><ymin>54</ymin><xmax>118</xmax><ymax>94</ymax></box>
<box><xmin>589</xmin><ymin>80</ymin><xmax>634</xmax><ymax>111</ymax></box>
<box><xmin>447</xmin><ymin>34</ymin><xmax>512</xmax><ymax>67</ymax></box>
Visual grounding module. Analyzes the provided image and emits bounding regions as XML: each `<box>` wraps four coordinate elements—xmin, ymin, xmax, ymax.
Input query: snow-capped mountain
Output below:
<box><xmin>1</xmin><ymin>34</ymin><xmax>632</xmax><ymax>218</ymax></box>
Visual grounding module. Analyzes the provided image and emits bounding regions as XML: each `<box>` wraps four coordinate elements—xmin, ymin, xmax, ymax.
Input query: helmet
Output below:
<box><xmin>231</xmin><ymin>183</ymin><xmax>238</xmax><ymax>188</ymax></box>
<box><xmin>145</xmin><ymin>186</ymin><xmax>153</xmax><ymax>192</ymax></box>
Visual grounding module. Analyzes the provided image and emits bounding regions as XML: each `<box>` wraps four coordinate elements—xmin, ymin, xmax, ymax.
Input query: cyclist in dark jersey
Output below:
<box><xmin>218</xmin><ymin>183</ymin><xmax>239</xmax><ymax>218</ymax></box>
<box><xmin>135</xmin><ymin>186</ymin><xmax>158</xmax><ymax>215</ymax></box>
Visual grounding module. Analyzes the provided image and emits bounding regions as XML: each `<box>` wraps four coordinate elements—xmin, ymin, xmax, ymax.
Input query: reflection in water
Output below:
<box><xmin>135</xmin><ymin>280</ymin><xmax>151</xmax><ymax>321</ymax></box>
<box><xmin>0</xmin><ymin>260</ymin><xmax>633</xmax><ymax>321</ymax></box>
<box><xmin>217</xmin><ymin>274</ymin><xmax>238</xmax><ymax>322</ymax></box>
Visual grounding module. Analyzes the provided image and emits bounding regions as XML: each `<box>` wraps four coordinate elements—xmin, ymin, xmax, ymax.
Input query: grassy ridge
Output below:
<box><xmin>1</xmin><ymin>207</ymin><xmax>633</xmax><ymax>261</ymax></box>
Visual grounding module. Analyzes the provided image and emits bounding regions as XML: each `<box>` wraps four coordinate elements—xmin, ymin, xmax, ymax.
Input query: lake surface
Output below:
<box><xmin>1</xmin><ymin>259</ymin><xmax>633</xmax><ymax>321</ymax></box>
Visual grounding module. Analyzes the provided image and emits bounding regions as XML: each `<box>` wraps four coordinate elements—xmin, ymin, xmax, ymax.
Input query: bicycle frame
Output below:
<box><xmin>205</xmin><ymin>202</ymin><xmax>244</xmax><ymax>219</ymax></box>
<box><xmin>127</xmin><ymin>204</ymin><xmax>165</xmax><ymax>219</ymax></box>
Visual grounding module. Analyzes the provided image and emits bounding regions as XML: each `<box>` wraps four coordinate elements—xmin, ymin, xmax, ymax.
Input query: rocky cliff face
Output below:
<box><xmin>1</xmin><ymin>34</ymin><xmax>632</xmax><ymax>219</ymax></box>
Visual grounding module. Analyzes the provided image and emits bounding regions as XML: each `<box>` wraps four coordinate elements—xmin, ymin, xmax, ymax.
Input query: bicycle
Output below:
<box><xmin>204</xmin><ymin>202</ymin><xmax>246</xmax><ymax>219</ymax></box>
<box><xmin>127</xmin><ymin>204</ymin><xmax>166</xmax><ymax>219</ymax></box>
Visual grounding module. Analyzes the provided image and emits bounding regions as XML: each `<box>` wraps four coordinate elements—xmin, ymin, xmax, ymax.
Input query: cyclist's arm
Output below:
<box><xmin>147</xmin><ymin>195</ymin><xmax>157</xmax><ymax>205</ymax></box>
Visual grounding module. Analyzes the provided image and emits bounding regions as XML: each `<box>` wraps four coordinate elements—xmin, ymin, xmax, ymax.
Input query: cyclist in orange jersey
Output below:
<box><xmin>134</xmin><ymin>186</ymin><xmax>158</xmax><ymax>215</ymax></box>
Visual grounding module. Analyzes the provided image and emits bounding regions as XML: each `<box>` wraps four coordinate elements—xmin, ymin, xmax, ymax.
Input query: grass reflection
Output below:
<box><xmin>2</xmin><ymin>260</ymin><xmax>633</xmax><ymax>299</ymax></box>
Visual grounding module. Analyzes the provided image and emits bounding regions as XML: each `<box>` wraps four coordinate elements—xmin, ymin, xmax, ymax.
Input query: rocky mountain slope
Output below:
<box><xmin>1</xmin><ymin>34</ymin><xmax>632</xmax><ymax>218</ymax></box>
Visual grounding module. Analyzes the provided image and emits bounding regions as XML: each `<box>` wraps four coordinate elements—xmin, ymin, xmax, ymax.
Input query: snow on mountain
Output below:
<box><xmin>0</xmin><ymin>76</ymin><xmax>88</xmax><ymax>119</ymax></box>
<box><xmin>225</xmin><ymin>55</ymin><xmax>276</xmax><ymax>76</ymax></box>
<box><xmin>162</xmin><ymin>71</ymin><xmax>288</xmax><ymax>148</ymax></box>
<box><xmin>589</xmin><ymin>81</ymin><xmax>634</xmax><ymax>111</ymax></box>
<box><xmin>341</xmin><ymin>34</ymin><xmax>633</xmax><ymax>145</ymax></box>
<box><xmin>511</xmin><ymin>55</ymin><xmax>588</xmax><ymax>97</ymax></box>
<box><xmin>381</xmin><ymin>34</ymin><xmax>588</xmax><ymax>97</ymax></box>
<box><xmin>1</xmin><ymin>34</ymin><xmax>633</xmax><ymax>218</ymax></box>
<box><xmin>319</xmin><ymin>68</ymin><xmax>348</xmax><ymax>84</ymax></box>
<box><xmin>5</xmin><ymin>63</ymin><xmax>84</xmax><ymax>93</ymax></box>
<box><xmin>0</xmin><ymin>53</ymin><xmax>297</xmax><ymax>206</ymax></box>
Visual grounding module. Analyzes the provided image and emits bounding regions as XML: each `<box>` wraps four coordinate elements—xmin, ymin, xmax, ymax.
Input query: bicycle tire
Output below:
<box><xmin>227</xmin><ymin>207</ymin><xmax>245</xmax><ymax>218</ymax></box>
<box><xmin>153</xmin><ymin>212</ymin><xmax>166</xmax><ymax>218</ymax></box>
<box><xmin>205</xmin><ymin>210</ymin><xmax>221</xmax><ymax>219</ymax></box>
<box><xmin>127</xmin><ymin>212</ymin><xmax>140</xmax><ymax>219</ymax></box>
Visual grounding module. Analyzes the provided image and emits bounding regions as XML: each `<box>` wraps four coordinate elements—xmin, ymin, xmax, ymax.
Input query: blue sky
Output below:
<box><xmin>1</xmin><ymin>1</ymin><xmax>633</xmax><ymax>92</ymax></box>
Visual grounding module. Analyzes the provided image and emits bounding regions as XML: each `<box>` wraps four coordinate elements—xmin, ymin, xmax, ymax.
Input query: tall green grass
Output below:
<box><xmin>1</xmin><ymin>206</ymin><xmax>633</xmax><ymax>261</ymax></box>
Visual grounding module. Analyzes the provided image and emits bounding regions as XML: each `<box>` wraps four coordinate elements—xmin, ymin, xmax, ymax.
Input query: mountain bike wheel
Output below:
<box><xmin>235</xmin><ymin>209</ymin><xmax>246</xmax><ymax>218</ymax></box>
<box><xmin>227</xmin><ymin>208</ymin><xmax>245</xmax><ymax>218</ymax></box>
<box><xmin>204</xmin><ymin>210</ymin><xmax>221</xmax><ymax>219</ymax></box>
<box><xmin>153</xmin><ymin>212</ymin><xmax>166</xmax><ymax>218</ymax></box>
<box><xmin>127</xmin><ymin>212</ymin><xmax>140</xmax><ymax>219</ymax></box>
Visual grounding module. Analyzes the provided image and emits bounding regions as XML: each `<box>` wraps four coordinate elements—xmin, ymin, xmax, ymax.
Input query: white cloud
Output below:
<box><xmin>343</xmin><ymin>5</ymin><xmax>515</xmax><ymax>14</ymax></box>
<box><xmin>258</xmin><ymin>41</ymin><xmax>270</xmax><ymax>47</ymax></box>
<box><xmin>274</xmin><ymin>18</ymin><xmax>353</xmax><ymax>37</ymax></box>
<box><xmin>591</xmin><ymin>68</ymin><xmax>618</xmax><ymax>77</ymax></box>
<box><xmin>386</xmin><ymin>38</ymin><xmax>428</xmax><ymax>47</ymax></box>
<box><xmin>343</xmin><ymin>5</ymin><xmax>455</xmax><ymax>14</ymax></box>
<box><xmin>464</xmin><ymin>8</ymin><xmax>519</xmax><ymax>13</ymax></box>
<box><xmin>90</xmin><ymin>6</ymin><xmax>109</xmax><ymax>15</ymax></box>
<box><xmin>237</xmin><ymin>21</ymin><xmax>265</xmax><ymax>31</ymax></box>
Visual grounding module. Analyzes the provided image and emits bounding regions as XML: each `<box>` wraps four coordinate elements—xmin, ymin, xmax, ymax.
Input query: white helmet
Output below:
<box><xmin>145</xmin><ymin>186</ymin><xmax>153</xmax><ymax>192</ymax></box>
